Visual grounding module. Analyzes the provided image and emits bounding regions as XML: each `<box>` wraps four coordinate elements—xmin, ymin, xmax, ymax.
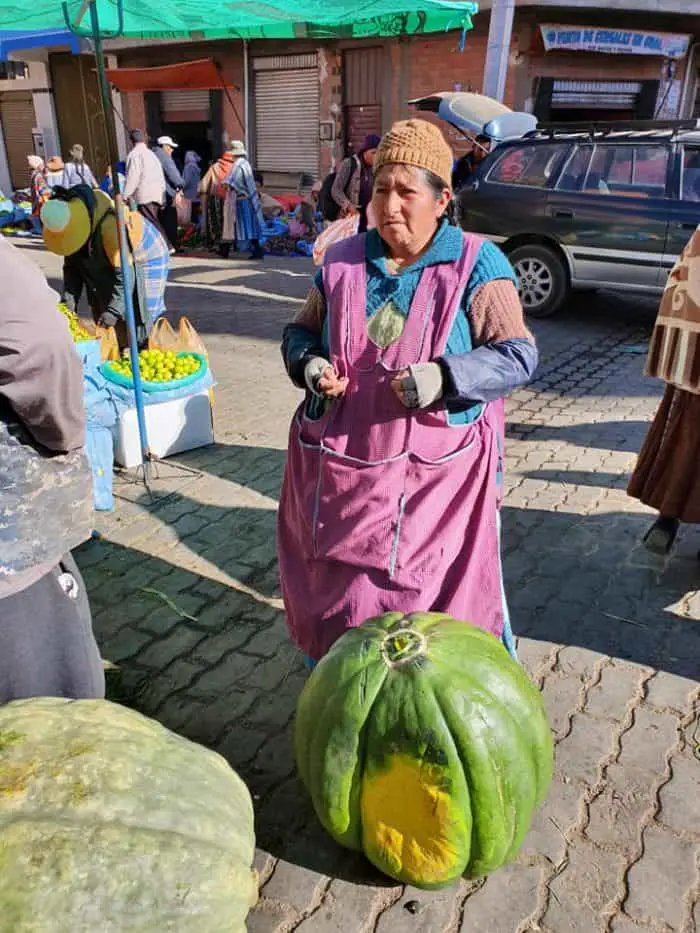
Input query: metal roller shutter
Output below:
<box><xmin>552</xmin><ymin>80</ymin><xmax>642</xmax><ymax>110</ymax></box>
<box><xmin>0</xmin><ymin>92</ymin><xmax>35</xmax><ymax>189</ymax></box>
<box><xmin>161</xmin><ymin>89</ymin><xmax>211</xmax><ymax>122</ymax></box>
<box><xmin>254</xmin><ymin>55</ymin><xmax>319</xmax><ymax>176</ymax></box>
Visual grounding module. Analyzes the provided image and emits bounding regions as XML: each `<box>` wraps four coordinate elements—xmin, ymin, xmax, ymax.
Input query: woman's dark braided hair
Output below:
<box><xmin>422</xmin><ymin>169</ymin><xmax>456</xmax><ymax>225</ymax></box>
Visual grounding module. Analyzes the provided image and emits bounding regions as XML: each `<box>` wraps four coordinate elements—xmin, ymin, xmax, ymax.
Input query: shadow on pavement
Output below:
<box><xmin>73</xmin><ymin>531</ymin><xmax>392</xmax><ymax>884</ymax></box>
<box><xmin>506</xmin><ymin>420</ymin><xmax>651</xmax><ymax>451</ymax></box>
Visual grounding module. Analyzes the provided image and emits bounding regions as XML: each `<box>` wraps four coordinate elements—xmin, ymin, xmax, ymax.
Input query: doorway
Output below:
<box><xmin>160</xmin><ymin>121</ymin><xmax>212</xmax><ymax>169</ymax></box>
<box><xmin>342</xmin><ymin>47</ymin><xmax>383</xmax><ymax>156</ymax></box>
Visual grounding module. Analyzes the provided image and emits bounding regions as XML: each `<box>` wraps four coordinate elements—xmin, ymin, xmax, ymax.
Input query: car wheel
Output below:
<box><xmin>509</xmin><ymin>244</ymin><xmax>568</xmax><ymax>319</ymax></box>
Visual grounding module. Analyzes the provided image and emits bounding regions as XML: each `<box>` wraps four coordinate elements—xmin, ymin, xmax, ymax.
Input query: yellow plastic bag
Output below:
<box><xmin>148</xmin><ymin>317</ymin><xmax>180</xmax><ymax>353</ymax></box>
<box><xmin>177</xmin><ymin>317</ymin><xmax>208</xmax><ymax>359</ymax></box>
<box><xmin>94</xmin><ymin>325</ymin><xmax>120</xmax><ymax>362</ymax></box>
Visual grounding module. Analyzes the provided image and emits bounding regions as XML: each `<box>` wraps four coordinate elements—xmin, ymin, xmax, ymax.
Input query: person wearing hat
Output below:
<box><xmin>278</xmin><ymin>119</ymin><xmax>538</xmax><ymax>666</ymax></box>
<box><xmin>330</xmin><ymin>133</ymin><xmax>380</xmax><ymax>233</ymax></box>
<box><xmin>46</xmin><ymin>155</ymin><xmax>66</xmax><ymax>189</ymax></box>
<box><xmin>223</xmin><ymin>140</ymin><xmax>264</xmax><ymax>260</ymax></box>
<box><xmin>154</xmin><ymin>135</ymin><xmax>185</xmax><ymax>252</ymax></box>
<box><xmin>123</xmin><ymin>129</ymin><xmax>167</xmax><ymax>235</ymax></box>
<box><xmin>0</xmin><ymin>233</ymin><xmax>104</xmax><ymax>702</ymax></box>
<box><xmin>41</xmin><ymin>184</ymin><xmax>168</xmax><ymax>350</ymax></box>
<box><xmin>62</xmin><ymin>143</ymin><xmax>98</xmax><ymax>190</ymax></box>
<box><xmin>27</xmin><ymin>154</ymin><xmax>50</xmax><ymax>230</ymax></box>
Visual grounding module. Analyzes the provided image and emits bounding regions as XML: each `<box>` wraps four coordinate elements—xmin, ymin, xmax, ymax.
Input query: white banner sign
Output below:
<box><xmin>540</xmin><ymin>25</ymin><xmax>690</xmax><ymax>60</ymax></box>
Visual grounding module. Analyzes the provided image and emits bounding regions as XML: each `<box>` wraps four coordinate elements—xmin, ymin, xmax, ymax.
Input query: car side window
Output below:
<box><xmin>489</xmin><ymin>144</ymin><xmax>567</xmax><ymax>188</ymax></box>
<box><xmin>556</xmin><ymin>145</ymin><xmax>594</xmax><ymax>191</ymax></box>
<box><xmin>583</xmin><ymin>145</ymin><xmax>669</xmax><ymax>198</ymax></box>
<box><xmin>682</xmin><ymin>148</ymin><xmax>700</xmax><ymax>203</ymax></box>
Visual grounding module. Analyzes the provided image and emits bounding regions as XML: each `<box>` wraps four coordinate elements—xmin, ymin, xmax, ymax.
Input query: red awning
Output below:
<box><xmin>106</xmin><ymin>58</ymin><xmax>234</xmax><ymax>92</ymax></box>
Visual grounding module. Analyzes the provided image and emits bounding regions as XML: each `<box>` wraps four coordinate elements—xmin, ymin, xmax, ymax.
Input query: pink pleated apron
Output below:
<box><xmin>278</xmin><ymin>232</ymin><xmax>504</xmax><ymax>661</ymax></box>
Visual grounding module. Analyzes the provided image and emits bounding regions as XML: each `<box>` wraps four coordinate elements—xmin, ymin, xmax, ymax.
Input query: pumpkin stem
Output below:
<box><xmin>382</xmin><ymin>629</ymin><xmax>426</xmax><ymax>667</ymax></box>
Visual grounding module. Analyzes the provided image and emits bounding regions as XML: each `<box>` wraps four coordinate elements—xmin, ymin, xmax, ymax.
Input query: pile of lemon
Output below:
<box><xmin>110</xmin><ymin>349</ymin><xmax>202</xmax><ymax>384</ymax></box>
<box><xmin>58</xmin><ymin>303</ymin><xmax>92</xmax><ymax>343</ymax></box>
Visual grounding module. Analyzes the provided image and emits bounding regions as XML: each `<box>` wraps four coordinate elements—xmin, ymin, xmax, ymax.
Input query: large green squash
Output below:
<box><xmin>0</xmin><ymin>698</ymin><xmax>257</xmax><ymax>932</ymax></box>
<box><xmin>295</xmin><ymin>613</ymin><xmax>554</xmax><ymax>890</ymax></box>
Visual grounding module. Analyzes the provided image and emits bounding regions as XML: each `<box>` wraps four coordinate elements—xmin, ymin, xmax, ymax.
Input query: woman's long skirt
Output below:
<box><xmin>628</xmin><ymin>384</ymin><xmax>700</xmax><ymax>523</ymax></box>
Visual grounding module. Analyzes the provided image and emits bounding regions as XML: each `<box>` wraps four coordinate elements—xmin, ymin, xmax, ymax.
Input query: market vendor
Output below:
<box><xmin>41</xmin><ymin>184</ymin><xmax>169</xmax><ymax>350</ymax></box>
<box><xmin>0</xmin><ymin>233</ymin><xmax>105</xmax><ymax>702</ymax></box>
<box><xmin>278</xmin><ymin>119</ymin><xmax>538</xmax><ymax>665</ymax></box>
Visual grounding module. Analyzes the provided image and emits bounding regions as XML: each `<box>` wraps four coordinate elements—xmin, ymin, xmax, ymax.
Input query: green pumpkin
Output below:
<box><xmin>295</xmin><ymin>612</ymin><xmax>554</xmax><ymax>890</ymax></box>
<box><xmin>0</xmin><ymin>698</ymin><xmax>257</xmax><ymax>932</ymax></box>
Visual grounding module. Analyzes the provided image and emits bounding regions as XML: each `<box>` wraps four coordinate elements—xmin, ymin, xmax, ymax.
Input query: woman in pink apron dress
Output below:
<box><xmin>279</xmin><ymin>120</ymin><xmax>538</xmax><ymax>665</ymax></box>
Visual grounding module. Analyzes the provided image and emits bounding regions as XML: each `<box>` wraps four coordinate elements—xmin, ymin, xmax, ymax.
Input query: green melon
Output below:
<box><xmin>0</xmin><ymin>698</ymin><xmax>257</xmax><ymax>932</ymax></box>
<box><xmin>295</xmin><ymin>612</ymin><xmax>554</xmax><ymax>890</ymax></box>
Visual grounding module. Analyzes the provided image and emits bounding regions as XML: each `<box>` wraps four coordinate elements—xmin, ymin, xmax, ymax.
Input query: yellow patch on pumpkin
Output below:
<box><xmin>360</xmin><ymin>754</ymin><xmax>466</xmax><ymax>885</ymax></box>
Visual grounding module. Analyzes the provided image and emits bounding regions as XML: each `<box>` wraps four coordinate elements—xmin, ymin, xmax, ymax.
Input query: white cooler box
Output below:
<box><xmin>113</xmin><ymin>389</ymin><xmax>214</xmax><ymax>468</ymax></box>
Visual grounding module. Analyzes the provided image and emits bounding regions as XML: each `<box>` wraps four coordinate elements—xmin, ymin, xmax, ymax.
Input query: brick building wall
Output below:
<box><xmin>118</xmin><ymin>41</ymin><xmax>245</xmax><ymax>149</ymax></box>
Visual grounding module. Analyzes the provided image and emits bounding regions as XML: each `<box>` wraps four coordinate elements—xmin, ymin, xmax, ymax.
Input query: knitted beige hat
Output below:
<box><xmin>374</xmin><ymin>119</ymin><xmax>454</xmax><ymax>189</ymax></box>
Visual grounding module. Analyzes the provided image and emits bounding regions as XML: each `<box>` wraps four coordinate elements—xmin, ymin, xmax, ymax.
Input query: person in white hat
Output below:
<box><xmin>154</xmin><ymin>135</ymin><xmax>185</xmax><ymax>252</ymax></box>
<box><xmin>223</xmin><ymin>140</ymin><xmax>265</xmax><ymax>260</ymax></box>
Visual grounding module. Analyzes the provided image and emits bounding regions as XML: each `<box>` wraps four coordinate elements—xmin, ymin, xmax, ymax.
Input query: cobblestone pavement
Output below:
<box><xmin>25</xmin><ymin>241</ymin><xmax>700</xmax><ymax>932</ymax></box>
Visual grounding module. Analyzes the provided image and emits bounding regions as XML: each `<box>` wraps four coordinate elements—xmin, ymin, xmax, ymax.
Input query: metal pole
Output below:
<box><xmin>243</xmin><ymin>39</ymin><xmax>250</xmax><ymax>153</ymax></box>
<box><xmin>88</xmin><ymin>0</ymin><xmax>152</xmax><ymax>478</ymax></box>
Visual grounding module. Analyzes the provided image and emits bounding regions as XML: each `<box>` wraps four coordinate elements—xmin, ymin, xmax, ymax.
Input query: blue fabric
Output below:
<box><xmin>235</xmin><ymin>198</ymin><xmax>263</xmax><ymax>250</ymax></box>
<box><xmin>133</xmin><ymin>217</ymin><xmax>169</xmax><ymax>324</ymax></box>
<box><xmin>182</xmin><ymin>156</ymin><xmax>201</xmax><ymax>201</ymax></box>
<box><xmin>85</xmin><ymin>425</ymin><xmax>115</xmax><ymax>511</ymax></box>
<box><xmin>441</xmin><ymin>338</ymin><xmax>539</xmax><ymax>405</ymax></box>
<box><xmin>226</xmin><ymin>158</ymin><xmax>264</xmax><ymax>248</ymax></box>
<box><xmin>154</xmin><ymin>148</ymin><xmax>184</xmax><ymax>197</ymax></box>
<box><xmin>77</xmin><ymin>340</ymin><xmax>123</xmax><ymax>513</ymax></box>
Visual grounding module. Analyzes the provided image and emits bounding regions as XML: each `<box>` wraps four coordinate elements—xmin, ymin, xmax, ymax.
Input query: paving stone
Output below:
<box><xmin>262</xmin><ymin>859</ymin><xmax>326</xmax><ymax>917</ymax></box>
<box><xmin>585</xmin><ymin>663</ymin><xmax>644</xmax><ymax>720</ymax></box>
<box><xmin>544</xmin><ymin>838</ymin><xmax>624</xmax><ymax>933</ymax></box>
<box><xmin>101</xmin><ymin>625</ymin><xmax>154</xmax><ymax>664</ymax></box>
<box><xmin>460</xmin><ymin>864</ymin><xmax>541</xmax><ymax>932</ymax></box>
<box><xmin>375</xmin><ymin>885</ymin><xmax>461</xmax><ymax>933</ymax></box>
<box><xmin>586</xmin><ymin>765</ymin><xmax>655</xmax><ymax>851</ymax></box>
<box><xmin>522</xmin><ymin>777</ymin><xmax>582</xmax><ymax>864</ymax></box>
<box><xmin>618</xmin><ymin>708</ymin><xmax>679</xmax><ymax>775</ymax></box>
<box><xmin>133</xmin><ymin>624</ymin><xmax>206</xmax><ymax>672</ymax></box>
<box><xmin>609</xmin><ymin>915</ymin><xmax>652</xmax><ymax>933</ymax></box>
<box><xmin>557</xmin><ymin>645</ymin><xmax>603</xmax><ymax>678</ymax></box>
<box><xmin>555</xmin><ymin>713</ymin><xmax>617</xmax><ymax>784</ymax></box>
<box><xmin>244</xmin><ymin>692</ymin><xmax>297</xmax><ymax>731</ymax></box>
<box><xmin>189</xmin><ymin>650</ymin><xmax>258</xmax><ymax>694</ymax></box>
<box><xmin>625</xmin><ymin>824</ymin><xmax>697</xmax><ymax>929</ymax></box>
<box><xmin>241</xmin><ymin>656</ymin><xmax>292</xmax><ymax>694</ymax></box>
<box><xmin>645</xmin><ymin>673</ymin><xmax>698</xmax><ymax>712</ymax></box>
<box><xmin>658</xmin><ymin>756</ymin><xmax>700</xmax><ymax>835</ymax></box>
<box><xmin>293</xmin><ymin>880</ymin><xmax>387</xmax><ymax>932</ymax></box>
<box><xmin>245</xmin><ymin>899</ymin><xmax>292</xmax><ymax>933</ymax></box>
<box><xmin>541</xmin><ymin>674</ymin><xmax>582</xmax><ymax>738</ymax></box>
<box><xmin>217</xmin><ymin>726</ymin><xmax>269</xmax><ymax>768</ymax></box>
<box><xmin>243</xmin><ymin>624</ymin><xmax>289</xmax><ymax>658</ymax></box>
<box><xmin>190</xmin><ymin>627</ymin><xmax>259</xmax><ymax>665</ymax></box>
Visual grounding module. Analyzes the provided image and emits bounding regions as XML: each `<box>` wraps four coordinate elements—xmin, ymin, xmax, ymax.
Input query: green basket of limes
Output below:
<box><xmin>100</xmin><ymin>349</ymin><xmax>207</xmax><ymax>393</ymax></box>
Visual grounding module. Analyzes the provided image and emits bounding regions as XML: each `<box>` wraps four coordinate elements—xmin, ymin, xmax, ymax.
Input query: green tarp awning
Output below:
<box><xmin>0</xmin><ymin>1</ymin><xmax>477</xmax><ymax>41</ymax></box>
